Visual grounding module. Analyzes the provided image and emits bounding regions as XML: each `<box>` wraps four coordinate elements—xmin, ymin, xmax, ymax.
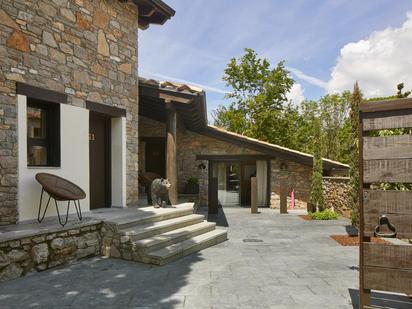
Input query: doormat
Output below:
<box><xmin>243</xmin><ymin>238</ymin><xmax>263</xmax><ymax>243</ymax></box>
<box><xmin>330</xmin><ymin>235</ymin><xmax>388</xmax><ymax>246</ymax></box>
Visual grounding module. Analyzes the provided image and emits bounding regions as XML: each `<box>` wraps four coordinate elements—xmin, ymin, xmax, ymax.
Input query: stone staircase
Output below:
<box><xmin>100</xmin><ymin>203</ymin><xmax>227</xmax><ymax>265</ymax></box>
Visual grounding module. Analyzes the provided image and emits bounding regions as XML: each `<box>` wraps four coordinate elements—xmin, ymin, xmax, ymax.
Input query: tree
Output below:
<box><xmin>309</xmin><ymin>118</ymin><xmax>325</xmax><ymax>212</ymax></box>
<box><xmin>348</xmin><ymin>82</ymin><xmax>362</xmax><ymax>226</ymax></box>
<box><xmin>397</xmin><ymin>83</ymin><xmax>411</xmax><ymax>98</ymax></box>
<box><xmin>213</xmin><ymin>48</ymin><xmax>295</xmax><ymax>146</ymax></box>
<box><xmin>319</xmin><ymin>92</ymin><xmax>351</xmax><ymax>162</ymax></box>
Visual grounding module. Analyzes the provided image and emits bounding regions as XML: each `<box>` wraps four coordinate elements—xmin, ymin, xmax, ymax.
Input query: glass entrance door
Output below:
<box><xmin>211</xmin><ymin>161</ymin><xmax>240</xmax><ymax>207</ymax></box>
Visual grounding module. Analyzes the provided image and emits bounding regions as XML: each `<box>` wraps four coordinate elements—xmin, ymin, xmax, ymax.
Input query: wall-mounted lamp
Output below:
<box><xmin>198</xmin><ymin>162</ymin><xmax>206</xmax><ymax>170</ymax></box>
<box><xmin>280</xmin><ymin>162</ymin><xmax>288</xmax><ymax>171</ymax></box>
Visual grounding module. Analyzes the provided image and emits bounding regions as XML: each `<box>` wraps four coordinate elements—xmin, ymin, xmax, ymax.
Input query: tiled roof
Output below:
<box><xmin>139</xmin><ymin>77</ymin><xmax>203</xmax><ymax>95</ymax></box>
<box><xmin>207</xmin><ymin>125</ymin><xmax>350</xmax><ymax>169</ymax></box>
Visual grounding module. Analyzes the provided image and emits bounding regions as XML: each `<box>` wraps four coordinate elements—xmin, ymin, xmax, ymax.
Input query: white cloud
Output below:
<box><xmin>288</xmin><ymin>67</ymin><xmax>327</xmax><ymax>89</ymax></box>
<box><xmin>287</xmin><ymin>83</ymin><xmax>305</xmax><ymax>106</ymax></box>
<box><xmin>327</xmin><ymin>12</ymin><xmax>412</xmax><ymax>97</ymax></box>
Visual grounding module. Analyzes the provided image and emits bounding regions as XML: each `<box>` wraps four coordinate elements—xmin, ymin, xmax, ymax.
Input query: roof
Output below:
<box><xmin>139</xmin><ymin>78</ymin><xmax>203</xmax><ymax>94</ymax></box>
<box><xmin>138</xmin><ymin>76</ymin><xmax>349</xmax><ymax>171</ymax></box>
<box><xmin>203</xmin><ymin>126</ymin><xmax>349</xmax><ymax>171</ymax></box>
<box><xmin>139</xmin><ymin>77</ymin><xmax>207</xmax><ymax>131</ymax></box>
<box><xmin>127</xmin><ymin>0</ymin><xmax>175</xmax><ymax>29</ymax></box>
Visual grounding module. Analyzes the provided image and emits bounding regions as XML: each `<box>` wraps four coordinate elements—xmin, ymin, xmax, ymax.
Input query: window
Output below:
<box><xmin>27</xmin><ymin>98</ymin><xmax>60</xmax><ymax>167</ymax></box>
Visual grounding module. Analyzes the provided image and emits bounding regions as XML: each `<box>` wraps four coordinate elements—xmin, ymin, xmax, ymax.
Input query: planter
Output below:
<box><xmin>184</xmin><ymin>183</ymin><xmax>199</xmax><ymax>194</ymax></box>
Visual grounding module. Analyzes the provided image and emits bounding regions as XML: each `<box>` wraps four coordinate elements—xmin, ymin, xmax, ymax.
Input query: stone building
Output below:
<box><xmin>0</xmin><ymin>0</ymin><xmax>348</xmax><ymax>227</ymax></box>
<box><xmin>138</xmin><ymin>78</ymin><xmax>349</xmax><ymax>210</ymax></box>
<box><xmin>0</xmin><ymin>0</ymin><xmax>174</xmax><ymax>225</ymax></box>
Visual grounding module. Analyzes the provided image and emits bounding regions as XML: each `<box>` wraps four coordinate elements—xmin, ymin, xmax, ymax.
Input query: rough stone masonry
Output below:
<box><xmin>0</xmin><ymin>222</ymin><xmax>101</xmax><ymax>281</ymax></box>
<box><xmin>0</xmin><ymin>0</ymin><xmax>140</xmax><ymax>225</ymax></box>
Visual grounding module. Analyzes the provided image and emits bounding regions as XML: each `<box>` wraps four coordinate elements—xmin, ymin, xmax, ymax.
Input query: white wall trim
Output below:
<box><xmin>111</xmin><ymin>117</ymin><xmax>126</xmax><ymax>207</ymax></box>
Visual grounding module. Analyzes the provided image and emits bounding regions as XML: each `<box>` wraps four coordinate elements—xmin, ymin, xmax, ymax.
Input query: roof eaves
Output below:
<box><xmin>206</xmin><ymin>125</ymin><xmax>349</xmax><ymax>170</ymax></box>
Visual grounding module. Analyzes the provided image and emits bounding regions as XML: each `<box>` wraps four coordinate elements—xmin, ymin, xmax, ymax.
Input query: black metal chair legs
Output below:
<box><xmin>37</xmin><ymin>188</ymin><xmax>83</xmax><ymax>227</ymax></box>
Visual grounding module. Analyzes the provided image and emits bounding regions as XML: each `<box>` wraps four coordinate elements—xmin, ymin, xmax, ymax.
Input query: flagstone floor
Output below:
<box><xmin>0</xmin><ymin>207</ymin><xmax>411</xmax><ymax>309</ymax></box>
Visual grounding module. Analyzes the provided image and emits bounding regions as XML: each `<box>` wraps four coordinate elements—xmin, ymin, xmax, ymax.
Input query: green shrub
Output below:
<box><xmin>187</xmin><ymin>177</ymin><xmax>199</xmax><ymax>185</ymax></box>
<box><xmin>310</xmin><ymin>209</ymin><xmax>338</xmax><ymax>220</ymax></box>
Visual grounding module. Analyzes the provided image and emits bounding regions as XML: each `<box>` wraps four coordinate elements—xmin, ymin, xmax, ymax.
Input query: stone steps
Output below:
<box><xmin>101</xmin><ymin>203</ymin><xmax>227</xmax><ymax>265</ymax></box>
<box><xmin>120</xmin><ymin>214</ymin><xmax>205</xmax><ymax>241</ymax></box>
<box><xmin>133</xmin><ymin>221</ymin><xmax>217</xmax><ymax>253</ymax></box>
<box><xmin>143</xmin><ymin>229</ymin><xmax>228</xmax><ymax>265</ymax></box>
<box><xmin>103</xmin><ymin>204</ymin><xmax>194</xmax><ymax>230</ymax></box>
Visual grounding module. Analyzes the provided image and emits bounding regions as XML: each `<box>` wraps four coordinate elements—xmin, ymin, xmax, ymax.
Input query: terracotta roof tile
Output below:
<box><xmin>139</xmin><ymin>77</ymin><xmax>203</xmax><ymax>95</ymax></box>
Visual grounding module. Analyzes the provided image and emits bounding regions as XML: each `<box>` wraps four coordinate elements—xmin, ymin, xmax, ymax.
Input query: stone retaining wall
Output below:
<box><xmin>323</xmin><ymin>177</ymin><xmax>351</xmax><ymax>216</ymax></box>
<box><xmin>0</xmin><ymin>223</ymin><xmax>101</xmax><ymax>281</ymax></box>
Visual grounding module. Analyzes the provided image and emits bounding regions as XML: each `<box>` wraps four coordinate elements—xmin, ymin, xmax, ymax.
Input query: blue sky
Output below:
<box><xmin>139</xmin><ymin>0</ymin><xmax>412</xmax><ymax>121</ymax></box>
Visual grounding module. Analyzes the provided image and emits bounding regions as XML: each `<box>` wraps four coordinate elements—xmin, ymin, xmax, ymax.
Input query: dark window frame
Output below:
<box><xmin>27</xmin><ymin>98</ymin><xmax>61</xmax><ymax>167</ymax></box>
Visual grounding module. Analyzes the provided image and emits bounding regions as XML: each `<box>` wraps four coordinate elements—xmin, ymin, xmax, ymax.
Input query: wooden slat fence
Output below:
<box><xmin>359</xmin><ymin>98</ymin><xmax>412</xmax><ymax>308</ymax></box>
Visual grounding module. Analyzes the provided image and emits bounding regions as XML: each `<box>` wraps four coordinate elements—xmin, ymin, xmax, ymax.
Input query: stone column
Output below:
<box><xmin>166</xmin><ymin>101</ymin><xmax>177</xmax><ymax>204</ymax></box>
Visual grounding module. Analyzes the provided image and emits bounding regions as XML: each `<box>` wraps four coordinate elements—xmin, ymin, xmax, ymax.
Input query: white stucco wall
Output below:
<box><xmin>18</xmin><ymin>95</ymin><xmax>90</xmax><ymax>221</ymax></box>
<box><xmin>111</xmin><ymin>117</ymin><xmax>126</xmax><ymax>207</ymax></box>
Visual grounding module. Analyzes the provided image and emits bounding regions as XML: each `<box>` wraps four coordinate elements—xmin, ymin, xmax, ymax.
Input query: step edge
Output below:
<box><xmin>147</xmin><ymin>229</ymin><xmax>228</xmax><ymax>259</ymax></box>
<box><xmin>135</xmin><ymin>222</ymin><xmax>217</xmax><ymax>249</ymax></box>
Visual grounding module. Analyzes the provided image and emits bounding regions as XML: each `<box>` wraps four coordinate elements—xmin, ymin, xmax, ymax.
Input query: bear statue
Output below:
<box><xmin>151</xmin><ymin>178</ymin><xmax>172</xmax><ymax>208</ymax></box>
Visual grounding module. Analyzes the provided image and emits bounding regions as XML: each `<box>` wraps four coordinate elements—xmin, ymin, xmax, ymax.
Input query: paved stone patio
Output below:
<box><xmin>0</xmin><ymin>207</ymin><xmax>410</xmax><ymax>308</ymax></box>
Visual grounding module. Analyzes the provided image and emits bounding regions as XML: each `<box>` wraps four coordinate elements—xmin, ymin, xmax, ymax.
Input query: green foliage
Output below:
<box><xmin>213</xmin><ymin>48</ymin><xmax>296</xmax><ymax>147</ymax></box>
<box><xmin>310</xmin><ymin>118</ymin><xmax>325</xmax><ymax>212</ymax></box>
<box><xmin>348</xmin><ymin>82</ymin><xmax>361</xmax><ymax>226</ymax></box>
<box><xmin>397</xmin><ymin>83</ymin><xmax>411</xmax><ymax>98</ymax></box>
<box><xmin>187</xmin><ymin>177</ymin><xmax>198</xmax><ymax>185</ymax></box>
<box><xmin>310</xmin><ymin>209</ymin><xmax>338</xmax><ymax>220</ymax></box>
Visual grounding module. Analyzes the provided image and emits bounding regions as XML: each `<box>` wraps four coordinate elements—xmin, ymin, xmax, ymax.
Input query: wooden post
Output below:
<box><xmin>251</xmin><ymin>177</ymin><xmax>258</xmax><ymax>214</ymax></box>
<box><xmin>280</xmin><ymin>177</ymin><xmax>288</xmax><ymax>214</ymax></box>
<box><xmin>359</xmin><ymin>108</ymin><xmax>371</xmax><ymax>308</ymax></box>
<box><xmin>166</xmin><ymin>101</ymin><xmax>177</xmax><ymax>205</ymax></box>
<box><xmin>208</xmin><ymin>177</ymin><xmax>218</xmax><ymax>214</ymax></box>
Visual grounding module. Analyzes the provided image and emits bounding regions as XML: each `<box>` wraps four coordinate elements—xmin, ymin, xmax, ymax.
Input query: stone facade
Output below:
<box><xmin>270</xmin><ymin>159</ymin><xmax>313</xmax><ymax>209</ymax></box>
<box><xmin>139</xmin><ymin>115</ymin><xmax>318</xmax><ymax>207</ymax></box>
<box><xmin>323</xmin><ymin>177</ymin><xmax>351</xmax><ymax>217</ymax></box>
<box><xmin>0</xmin><ymin>0</ymin><xmax>140</xmax><ymax>224</ymax></box>
<box><xmin>0</xmin><ymin>223</ymin><xmax>101</xmax><ymax>281</ymax></box>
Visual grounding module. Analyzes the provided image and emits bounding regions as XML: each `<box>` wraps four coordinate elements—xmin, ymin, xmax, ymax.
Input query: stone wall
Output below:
<box><xmin>0</xmin><ymin>0</ymin><xmax>140</xmax><ymax>224</ymax></box>
<box><xmin>270</xmin><ymin>159</ymin><xmax>312</xmax><ymax>209</ymax></box>
<box><xmin>139</xmin><ymin>116</ymin><xmax>262</xmax><ymax>205</ymax></box>
<box><xmin>0</xmin><ymin>223</ymin><xmax>101</xmax><ymax>281</ymax></box>
<box><xmin>139</xmin><ymin>116</ymin><xmax>320</xmax><ymax>207</ymax></box>
<box><xmin>323</xmin><ymin>177</ymin><xmax>351</xmax><ymax>217</ymax></box>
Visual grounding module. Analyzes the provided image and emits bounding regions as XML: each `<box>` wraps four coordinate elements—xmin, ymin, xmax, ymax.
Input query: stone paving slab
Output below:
<box><xmin>0</xmin><ymin>207</ymin><xmax>411</xmax><ymax>308</ymax></box>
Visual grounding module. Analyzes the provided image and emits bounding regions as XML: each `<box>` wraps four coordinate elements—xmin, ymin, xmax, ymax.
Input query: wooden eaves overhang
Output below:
<box><xmin>199</xmin><ymin>126</ymin><xmax>350</xmax><ymax>173</ymax></box>
<box><xmin>123</xmin><ymin>0</ymin><xmax>175</xmax><ymax>29</ymax></box>
<box><xmin>138</xmin><ymin>78</ymin><xmax>349</xmax><ymax>173</ymax></box>
<box><xmin>139</xmin><ymin>78</ymin><xmax>208</xmax><ymax>131</ymax></box>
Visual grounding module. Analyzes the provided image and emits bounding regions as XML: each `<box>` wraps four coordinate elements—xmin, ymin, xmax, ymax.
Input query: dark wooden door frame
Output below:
<box><xmin>143</xmin><ymin>137</ymin><xmax>166</xmax><ymax>178</ymax></box>
<box><xmin>89</xmin><ymin>112</ymin><xmax>111</xmax><ymax>209</ymax></box>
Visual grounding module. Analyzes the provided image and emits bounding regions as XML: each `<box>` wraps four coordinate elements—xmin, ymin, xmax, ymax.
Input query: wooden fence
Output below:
<box><xmin>359</xmin><ymin>98</ymin><xmax>412</xmax><ymax>308</ymax></box>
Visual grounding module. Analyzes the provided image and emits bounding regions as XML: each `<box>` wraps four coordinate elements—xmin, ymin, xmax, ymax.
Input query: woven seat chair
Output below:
<box><xmin>35</xmin><ymin>173</ymin><xmax>85</xmax><ymax>226</ymax></box>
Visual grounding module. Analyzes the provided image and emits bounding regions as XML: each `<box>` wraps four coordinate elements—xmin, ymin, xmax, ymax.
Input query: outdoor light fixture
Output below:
<box><xmin>280</xmin><ymin>162</ymin><xmax>288</xmax><ymax>171</ymax></box>
<box><xmin>198</xmin><ymin>162</ymin><xmax>206</xmax><ymax>170</ymax></box>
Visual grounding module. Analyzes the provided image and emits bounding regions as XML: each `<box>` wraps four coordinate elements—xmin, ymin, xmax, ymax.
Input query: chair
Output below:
<box><xmin>35</xmin><ymin>173</ymin><xmax>85</xmax><ymax>226</ymax></box>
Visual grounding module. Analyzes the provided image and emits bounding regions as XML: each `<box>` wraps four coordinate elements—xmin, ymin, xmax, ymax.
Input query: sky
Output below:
<box><xmin>139</xmin><ymin>0</ymin><xmax>412</xmax><ymax>121</ymax></box>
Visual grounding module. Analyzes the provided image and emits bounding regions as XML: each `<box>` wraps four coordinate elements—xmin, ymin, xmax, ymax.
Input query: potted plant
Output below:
<box><xmin>185</xmin><ymin>177</ymin><xmax>199</xmax><ymax>194</ymax></box>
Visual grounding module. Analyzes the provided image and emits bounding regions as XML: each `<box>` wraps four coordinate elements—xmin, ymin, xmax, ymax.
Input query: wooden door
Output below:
<box><xmin>89</xmin><ymin>112</ymin><xmax>111</xmax><ymax>209</ymax></box>
<box><xmin>145</xmin><ymin>138</ymin><xmax>166</xmax><ymax>177</ymax></box>
<box><xmin>240</xmin><ymin>161</ymin><xmax>256</xmax><ymax>206</ymax></box>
